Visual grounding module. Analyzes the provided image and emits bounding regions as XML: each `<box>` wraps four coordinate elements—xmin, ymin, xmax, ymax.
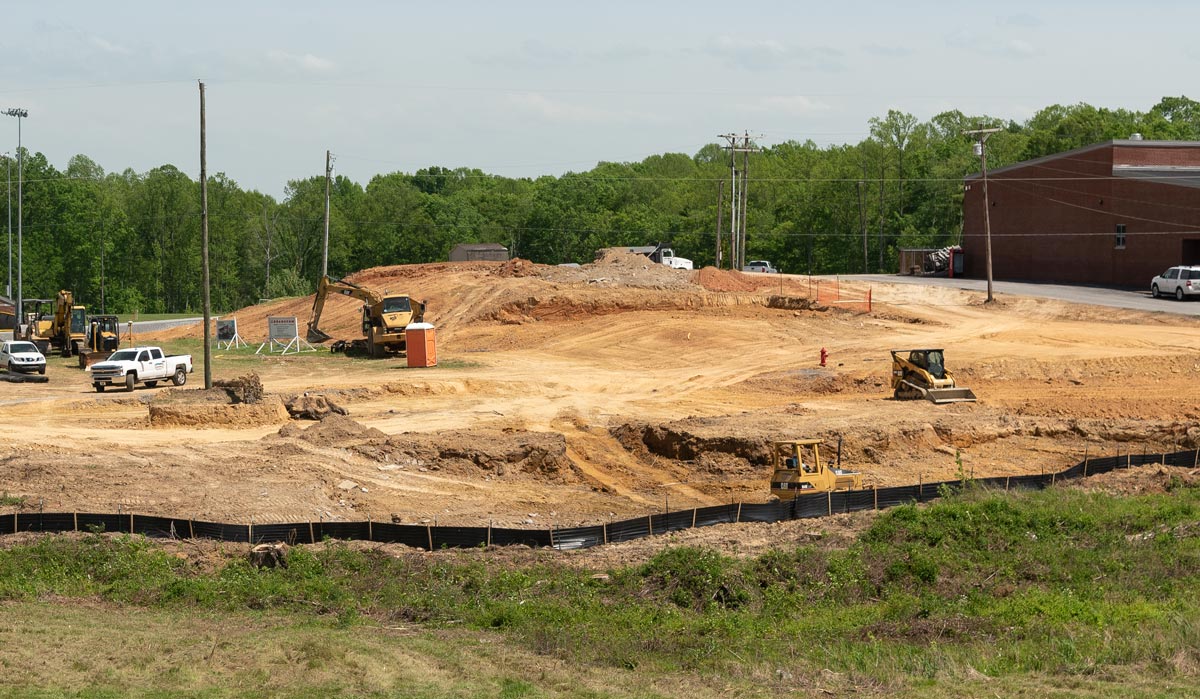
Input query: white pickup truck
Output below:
<box><xmin>87</xmin><ymin>346</ymin><xmax>193</xmax><ymax>392</ymax></box>
<box><xmin>742</xmin><ymin>260</ymin><xmax>778</xmax><ymax>274</ymax></box>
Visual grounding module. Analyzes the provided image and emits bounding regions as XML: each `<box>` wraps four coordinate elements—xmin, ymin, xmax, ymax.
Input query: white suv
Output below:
<box><xmin>0</xmin><ymin>340</ymin><xmax>46</xmax><ymax>374</ymax></box>
<box><xmin>1151</xmin><ymin>266</ymin><xmax>1200</xmax><ymax>300</ymax></box>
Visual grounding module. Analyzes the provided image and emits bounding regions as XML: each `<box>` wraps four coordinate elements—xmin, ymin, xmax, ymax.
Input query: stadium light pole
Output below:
<box><xmin>964</xmin><ymin>124</ymin><xmax>1001</xmax><ymax>304</ymax></box>
<box><xmin>2</xmin><ymin>109</ymin><xmax>27</xmax><ymax>328</ymax></box>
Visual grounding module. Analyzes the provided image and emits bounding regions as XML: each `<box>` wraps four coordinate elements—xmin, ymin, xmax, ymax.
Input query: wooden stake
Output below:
<box><xmin>73</xmin><ymin>512</ymin><xmax>78</xmax><ymax>532</ymax></box>
<box><xmin>487</xmin><ymin>520</ymin><xmax>492</xmax><ymax>548</ymax></box>
<box><xmin>691</xmin><ymin>508</ymin><xmax>697</xmax><ymax>528</ymax></box>
<box><xmin>602</xmin><ymin>521</ymin><xmax>608</xmax><ymax>546</ymax></box>
<box><xmin>426</xmin><ymin>524</ymin><xmax>433</xmax><ymax>552</ymax></box>
<box><xmin>308</xmin><ymin>521</ymin><xmax>314</xmax><ymax>544</ymax></box>
<box><xmin>735</xmin><ymin>502</ymin><xmax>742</xmax><ymax>523</ymax></box>
<box><xmin>367</xmin><ymin>517</ymin><xmax>373</xmax><ymax>542</ymax></box>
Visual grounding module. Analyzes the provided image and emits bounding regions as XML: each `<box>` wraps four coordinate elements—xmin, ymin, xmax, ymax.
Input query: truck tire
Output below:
<box><xmin>172</xmin><ymin>367</ymin><xmax>187</xmax><ymax>386</ymax></box>
<box><xmin>125</xmin><ymin>372</ymin><xmax>136</xmax><ymax>392</ymax></box>
<box><xmin>95</xmin><ymin>383</ymin><xmax>105</xmax><ymax>393</ymax></box>
<box><xmin>38</xmin><ymin>365</ymin><xmax>45</xmax><ymax>375</ymax></box>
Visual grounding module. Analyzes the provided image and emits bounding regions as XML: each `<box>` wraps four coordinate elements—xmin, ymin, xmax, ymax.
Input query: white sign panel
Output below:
<box><xmin>267</xmin><ymin>316</ymin><xmax>299</xmax><ymax>342</ymax></box>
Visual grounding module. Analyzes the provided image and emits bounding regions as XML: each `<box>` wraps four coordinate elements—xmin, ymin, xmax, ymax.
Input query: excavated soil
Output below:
<box><xmin>4</xmin><ymin>255</ymin><xmax>1200</xmax><ymax>537</ymax></box>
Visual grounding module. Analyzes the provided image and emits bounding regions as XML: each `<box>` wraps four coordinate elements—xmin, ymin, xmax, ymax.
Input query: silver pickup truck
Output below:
<box><xmin>87</xmin><ymin>346</ymin><xmax>193</xmax><ymax>392</ymax></box>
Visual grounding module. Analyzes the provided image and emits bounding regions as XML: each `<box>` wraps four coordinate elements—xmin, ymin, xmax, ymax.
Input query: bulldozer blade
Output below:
<box><xmin>925</xmin><ymin>387</ymin><xmax>977</xmax><ymax>404</ymax></box>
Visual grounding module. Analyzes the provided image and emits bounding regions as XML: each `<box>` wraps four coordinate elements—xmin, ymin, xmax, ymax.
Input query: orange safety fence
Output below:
<box><xmin>808</xmin><ymin>278</ymin><xmax>872</xmax><ymax>313</ymax></box>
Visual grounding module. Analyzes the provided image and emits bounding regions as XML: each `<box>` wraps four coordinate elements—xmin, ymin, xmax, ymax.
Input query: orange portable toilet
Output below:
<box><xmin>405</xmin><ymin>322</ymin><xmax>436</xmax><ymax>367</ymax></box>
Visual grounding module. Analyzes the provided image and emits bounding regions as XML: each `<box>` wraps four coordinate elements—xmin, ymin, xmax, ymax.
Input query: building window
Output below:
<box><xmin>1115</xmin><ymin>223</ymin><xmax>1127</xmax><ymax>250</ymax></box>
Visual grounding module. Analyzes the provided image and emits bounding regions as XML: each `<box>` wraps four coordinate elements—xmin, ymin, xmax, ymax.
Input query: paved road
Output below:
<box><xmin>845</xmin><ymin>275</ymin><xmax>1200</xmax><ymax>317</ymax></box>
<box><xmin>2</xmin><ymin>316</ymin><xmax>211</xmax><ymax>343</ymax></box>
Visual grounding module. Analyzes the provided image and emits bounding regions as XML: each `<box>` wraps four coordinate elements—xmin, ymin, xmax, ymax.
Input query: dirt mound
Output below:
<box><xmin>494</xmin><ymin>258</ymin><xmax>542</xmax><ymax>278</ymax></box>
<box><xmin>213</xmin><ymin>373</ymin><xmax>265</xmax><ymax>404</ymax></box>
<box><xmin>693</xmin><ymin>267</ymin><xmax>760</xmax><ymax>292</ymax></box>
<box><xmin>284</xmin><ymin>394</ymin><xmax>349</xmax><ymax>420</ymax></box>
<box><xmin>149</xmin><ymin>400</ymin><xmax>289</xmax><ymax>428</ymax></box>
<box><xmin>545</xmin><ymin>250</ymin><xmax>697</xmax><ymax>289</ymax></box>
<box><xmin>287</xmin><ymin>414</ymin><xmax>387</xmax><ymax>443</ymax></box>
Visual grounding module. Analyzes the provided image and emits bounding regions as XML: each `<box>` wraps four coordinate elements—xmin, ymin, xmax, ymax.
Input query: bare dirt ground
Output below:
<box><xmin>3</xmin><ymin>253</ymin><xmax>1200</xmax><ymax>533</ymax></box>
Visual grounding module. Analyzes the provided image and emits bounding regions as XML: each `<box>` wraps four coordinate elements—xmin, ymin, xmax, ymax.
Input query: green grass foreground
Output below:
<box><xmin>1</xmin><ymin>485</ymin><xmax>1198</xmax><ymax>698</ymax></box>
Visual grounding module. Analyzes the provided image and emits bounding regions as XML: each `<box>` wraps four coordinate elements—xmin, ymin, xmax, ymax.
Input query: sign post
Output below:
<box><xmin>215</xmin><ymin>318</ymin><xmax>247</xmax><ymax>350</ymax></box>
<box><xmin>255</xmin><ymin>316</ymin><xmax>316</xmax><ymax>355</ymax></box>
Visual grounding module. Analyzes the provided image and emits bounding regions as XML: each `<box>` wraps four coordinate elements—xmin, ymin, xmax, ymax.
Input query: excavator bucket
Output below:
<box><xmin>306</xmin><ymin>324</ymin><xmax>332</xmax><ymax>344</ymax></box>
<box><xmin>923</xmin><ymin>387</ymin><xmax>977</xmax><ymax>404</ymax></box>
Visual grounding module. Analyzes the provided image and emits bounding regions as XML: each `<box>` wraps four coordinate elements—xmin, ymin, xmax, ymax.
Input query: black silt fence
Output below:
<box><xmin>5</xmin><ymin>447</ymin><xmax>1196</xmax><ymax>551</ymax></box>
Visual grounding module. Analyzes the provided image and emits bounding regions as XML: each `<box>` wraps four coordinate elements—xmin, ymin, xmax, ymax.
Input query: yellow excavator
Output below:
<box><xmin>890</xmin><ymin>349</ymin><xmax>977</xmax><ymax>404</ymax></box>
<box><xmin>307</xmin><ymin>275</ymin><xmax>426</xmax><ymax>358</ymax></box>
<box><xmin>769</xmin><ymin>439</ymin><xmax>863</xmax><ymax>499</ymax></box>
<box><xmin>20</xmin><ymin>290</ymin><xmax>87</xmax><ymax>357</ymax></box>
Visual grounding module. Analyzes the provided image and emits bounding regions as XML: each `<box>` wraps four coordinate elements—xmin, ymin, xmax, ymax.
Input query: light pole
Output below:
<box><xmin>2</xmin><ymin>108</ymin><xmax>26</xmax><ymax>327</ymax></box>
<box><xmin>4</xmin><ymin>150</ymin><xmax>10</xmax><ymax>301</ymax></box>
<box><xmin>963</xmin><ymin>124</ymin><xmax>1001</xmax><ymax>303</ymax></box>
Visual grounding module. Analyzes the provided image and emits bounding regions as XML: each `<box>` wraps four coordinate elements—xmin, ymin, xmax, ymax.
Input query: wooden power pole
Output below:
<box><xmin>322</xmin><ymin>149</ymin><xmax>331</xmax><ymax>278</ymax></box>
<box><xmin>199</xmin><ymin>81</ymin><xmax>212</xmax><ymax>389</ymax></box>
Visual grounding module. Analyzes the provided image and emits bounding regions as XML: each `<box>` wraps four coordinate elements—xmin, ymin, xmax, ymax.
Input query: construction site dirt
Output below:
<box><xmin>3</xmin><ymin>253</ymin><xmax>1199</xmax><ymax>535</ymax></box>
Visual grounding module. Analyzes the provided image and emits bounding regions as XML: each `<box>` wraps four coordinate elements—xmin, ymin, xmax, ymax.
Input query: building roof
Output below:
<box><xmin>966</xmin><ymin>139</ymin><xmax>1200</xmax><ymax>181</ymax></box>
<box><xmin>451</xmin><ymin>243</ymin><xmax>508</xmax><ymax>252</ymax></box>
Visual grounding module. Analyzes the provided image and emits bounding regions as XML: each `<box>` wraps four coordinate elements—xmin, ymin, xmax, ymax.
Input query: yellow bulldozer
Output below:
<box><xmin>890</xmin><ymin>349</ymin><xmax>977</xmax><ymax>404</ymax></box>
<box><xmin>769</xmin><ymin>439</ymin><xmax>863</xmax><ymax>499</ymax></box>
<box><xmin>77</xmin><ymin>315</ymin><xmax>122</xmax><ymax>368</ymax></box>
<box><xmin>307</xmin><ymin>275</ymin><xmax>426</xmax><ymax>358</ymax></box>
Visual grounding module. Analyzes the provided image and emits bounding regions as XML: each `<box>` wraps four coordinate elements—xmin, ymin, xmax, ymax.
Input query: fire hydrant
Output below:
<box><xmin>819</xmin><ymin>347</ymin><xmax>828</xmax><ymax>367</ymax></box>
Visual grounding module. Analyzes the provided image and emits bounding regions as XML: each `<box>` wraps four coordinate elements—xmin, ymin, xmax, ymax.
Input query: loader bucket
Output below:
<box><xmin>924</xmin><ymin>387</ymin><xmax>977</xmax><ymax>404</ymax></box>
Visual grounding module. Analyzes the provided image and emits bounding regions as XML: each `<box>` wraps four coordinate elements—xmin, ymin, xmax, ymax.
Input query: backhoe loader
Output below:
<box><xmin>307</xmin><ymin>275</ymin><xmax>426</xmax><ymax>358</ymax></box>
<box><xmin>769</xmin><ymin>439</ymin><xmax>863</xmax><ymax>499</ymax></box>
<box><xmin>890</xmin><ymin>349</ymin><xmax>977</xmax><ymax>404</ymax></box>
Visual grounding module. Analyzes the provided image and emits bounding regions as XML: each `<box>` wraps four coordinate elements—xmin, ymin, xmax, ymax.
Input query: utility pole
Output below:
<box><xmin>5</xmin><ymin>152</ymin><xmax>10</xmax><ymax>301</ymax></box>
<box><xmin>857</xmin><ymin>180</ymin><xmax>867</xmax><ymax>273</ymax></box>
<box><xmin>963</xmin><ymin>124</ymin><xmax>1002</xmax><ymax>304</ymax></box>
<box><xmin>199</xmin><ymin>82</ymin><xmax>212</xmax><ymax>389</ymax></box>
<box><xmin>719</xmin><ymin>132</ymin><xmax>761</xmax><ymax>269</ymax></box>
<box><xmin>715</xmin><ymin>180</ymin><xmax>724</xmax><ymax>268</ymax></box>
<box><xmin>322</xmin><ymin>149</ymin><xmax>332</xmax><ymax>278</ymax></box>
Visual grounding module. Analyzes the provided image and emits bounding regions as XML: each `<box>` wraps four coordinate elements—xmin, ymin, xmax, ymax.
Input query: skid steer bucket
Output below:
<box><xmin>924</xmin><ymin>387</ymin><xmax>977</xmax><ymax>404</ymax></box>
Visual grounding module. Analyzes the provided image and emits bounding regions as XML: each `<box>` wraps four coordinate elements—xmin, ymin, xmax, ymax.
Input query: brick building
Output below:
<box><xmin>961</xmin><ymin>139</ymin><xmax>1200</xmax><ymax>287</ymax></box>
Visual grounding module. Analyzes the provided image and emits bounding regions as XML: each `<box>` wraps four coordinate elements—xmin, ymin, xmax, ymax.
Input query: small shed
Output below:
<box><xmin>449</xmin><ymin>243</ymin><xmax>510</xmax><ymax>262</ymax></box>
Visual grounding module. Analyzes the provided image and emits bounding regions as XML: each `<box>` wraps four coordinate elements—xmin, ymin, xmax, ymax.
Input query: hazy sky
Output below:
<box><xmin>1</xmin><ymin>1</ymin><xmax>1195</xmax><ymax>198</ymax></box>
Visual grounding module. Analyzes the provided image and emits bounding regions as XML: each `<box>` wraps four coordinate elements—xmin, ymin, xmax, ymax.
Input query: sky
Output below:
<box><xmin>1</xmin><ymin>0</ymin><xmax>1196</xmax><ymax>199</ymax></box>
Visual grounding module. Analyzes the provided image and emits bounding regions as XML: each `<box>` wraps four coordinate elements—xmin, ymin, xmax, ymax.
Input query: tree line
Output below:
<box><xmin>1</xmin><ymin>97</ymin><xmax>1197</xmax><ymax>314</ymax></box>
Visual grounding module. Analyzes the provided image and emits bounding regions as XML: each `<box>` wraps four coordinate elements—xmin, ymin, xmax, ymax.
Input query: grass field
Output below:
<box><xmin>1</xmin><ymin>485</ymin><xmax>1197</xmax><ymax>698</ymax></box>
